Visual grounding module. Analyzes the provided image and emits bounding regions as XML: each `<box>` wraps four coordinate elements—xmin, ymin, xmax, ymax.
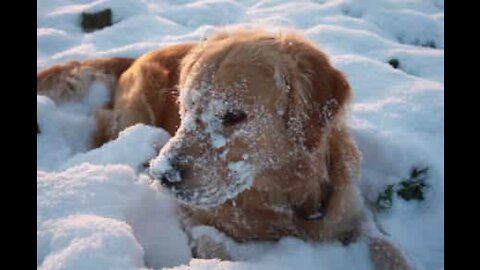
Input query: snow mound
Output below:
<box><xmin>37</xmin><ymin>164</ymin><xmax>191</xmax><ymax>269</ymax></box>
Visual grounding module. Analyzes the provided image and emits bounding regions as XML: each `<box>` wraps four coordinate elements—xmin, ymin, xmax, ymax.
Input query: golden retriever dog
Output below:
<box><xmin>37</xmin><ymin>28</ymin><xmax>413</xmax><ymax>270</ymax></box>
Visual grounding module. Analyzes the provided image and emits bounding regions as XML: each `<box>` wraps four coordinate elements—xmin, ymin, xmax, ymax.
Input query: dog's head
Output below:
<box><xmin>150</xmin><ymin>29</ymin><xmax>352</xmax><ymax>208</ymax></box>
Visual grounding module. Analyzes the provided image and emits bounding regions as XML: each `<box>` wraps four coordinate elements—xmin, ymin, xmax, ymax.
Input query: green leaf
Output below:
<box><xmin>377</xmin><ymin>184</ymin><xmax>394</xmax><ymax>210</ymax></box>
<box><xmin>397</xmin><ymin>166</ymin><xmax>429</xmax><ymax>201</ymax></box>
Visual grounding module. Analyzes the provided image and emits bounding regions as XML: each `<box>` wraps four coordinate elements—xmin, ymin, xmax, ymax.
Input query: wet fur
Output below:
<box><xmin>37</xmin><ymin>29</ymin><xmax>413</xmax><ymax>270</ymax></box>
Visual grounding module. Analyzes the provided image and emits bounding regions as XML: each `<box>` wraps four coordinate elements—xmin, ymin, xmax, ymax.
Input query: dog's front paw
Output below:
<box><xmin>189</xmin><ymin>226</ymin><xmax>232</xmax><ymax>261</ymax></box>
<box><xmin>368</xmin><ymin>237</ymin><xmax>414</xmax><ymax>270</ymax></box>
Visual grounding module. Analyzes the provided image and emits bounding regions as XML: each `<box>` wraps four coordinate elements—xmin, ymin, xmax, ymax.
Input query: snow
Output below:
<box><xmin>37</xmin><ymin>0</ymin><xmax>444</xmax><ymax>269</ymax></box>
<box><xmin>37</xmin><ymin>164</ymin><xmax>191</xmax><ymax>269</ymax></box>
<box><xmin>167</xmin><ymin>237</ymin><xmax>373</xmax><ymax>270</ymax></box>
<box><xmin>38</xmin><ymin>214</ymin><xmax>146</xmax><ymax>270</ymax></box>
<box><xmin>63</xmin><ymin>124</ymin><xmax>171</xmax><ymax>171</ymax></box>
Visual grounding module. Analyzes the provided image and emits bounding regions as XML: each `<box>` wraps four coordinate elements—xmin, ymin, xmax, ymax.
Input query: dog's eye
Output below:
<box><xmin>221</xmin><ymin>110</ymin><xmax>247</xmax><ymax>126</ymax></box>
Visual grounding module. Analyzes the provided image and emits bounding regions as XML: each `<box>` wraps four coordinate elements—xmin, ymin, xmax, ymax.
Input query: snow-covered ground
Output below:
<box><xmin>37</xmin><ymin>0</ymin><xmax>444</xmax><ymax>269</ymax></box>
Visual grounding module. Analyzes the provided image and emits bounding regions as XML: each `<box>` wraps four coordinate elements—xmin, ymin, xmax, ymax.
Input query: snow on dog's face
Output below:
<box><xmin>150</xmin><ymin>30</ymin><xmax>352</xmax><ymax>207</ymax></box>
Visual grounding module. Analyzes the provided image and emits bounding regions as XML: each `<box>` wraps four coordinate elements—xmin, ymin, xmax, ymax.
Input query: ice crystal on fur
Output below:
<box><xmin>321</xmin><ymin>97</ymin><xmax>339</xmax><ymax>125</ymax></box>
<box><xmin>227</xmin><ymin>161</ymin><xmax>254</xmax><ymax>192</ymax></box>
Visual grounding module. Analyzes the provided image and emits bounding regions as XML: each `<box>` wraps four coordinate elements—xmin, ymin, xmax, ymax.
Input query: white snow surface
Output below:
<box><xmin>37</xmin><ymin>0</ymin><xmax>444</xmax><ymax>269</ymax></box>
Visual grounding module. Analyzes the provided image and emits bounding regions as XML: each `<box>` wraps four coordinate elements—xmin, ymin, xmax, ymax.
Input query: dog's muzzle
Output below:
<box><xmin>150</xmin><ymin>155</ymin><xmax>183</xmax><ymax>188</ymax></box>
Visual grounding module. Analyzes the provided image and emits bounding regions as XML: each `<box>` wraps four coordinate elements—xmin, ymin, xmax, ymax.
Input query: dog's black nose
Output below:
<box><xmin>159</xmin><ymin>168</ymin><xmax>182</xmax><ymax>188</ymax></box>
<box><xmin>150</xmin><ymin>156</ymin><xmax>183</xmax><ymax>188</ymax></box>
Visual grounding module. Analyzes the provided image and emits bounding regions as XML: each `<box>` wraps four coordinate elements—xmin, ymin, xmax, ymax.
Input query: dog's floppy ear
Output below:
<box><xmin>281</xmin><ymin>34</ymin><xmax>352</xmax><ymax>151</ymax></box>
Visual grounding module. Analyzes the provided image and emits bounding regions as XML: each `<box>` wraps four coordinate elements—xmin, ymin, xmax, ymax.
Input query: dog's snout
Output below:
<box><xmin>150</xmin><ymin>155</ymin><xmax>184</xmax><ymax>188</ymax></box>
<box><xmin>159</xmin><ymin>165</ymin><xmax>183</xmax><ymax>188</ymax></box>
<box><xmin>160</xmin><ymin>175</ymin><xmax>177</xmax><ymax>188</ymax></box>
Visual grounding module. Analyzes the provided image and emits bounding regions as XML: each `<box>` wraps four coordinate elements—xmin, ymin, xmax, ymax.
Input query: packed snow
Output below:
<box><xmin>37</xmin><ymin>0</ymin><xmax>444</xmax><ymax>269</ymax></box>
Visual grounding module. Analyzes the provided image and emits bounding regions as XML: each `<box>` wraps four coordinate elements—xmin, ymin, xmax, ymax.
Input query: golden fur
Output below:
<box><xmin>37</xmin><ymin>28</ymin><xmax>413</xmax><ymax>270</ymax></box>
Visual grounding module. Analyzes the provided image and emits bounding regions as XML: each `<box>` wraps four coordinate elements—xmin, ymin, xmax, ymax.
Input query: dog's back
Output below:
<box><xmin>37</xmin><ymin>43</ymin><xmax>195</xmax><ymax>147</ymax></box>
<box><xmin>37</xmin><ymin>57</ymin><xmax>134</xmax><ymax>104</ymax></box>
